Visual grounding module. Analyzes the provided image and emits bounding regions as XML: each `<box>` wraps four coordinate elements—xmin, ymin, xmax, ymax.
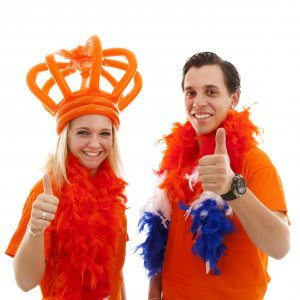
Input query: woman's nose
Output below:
<box><xmin>88</xmin><ymin>134</ymin><xmax>101</xmax><ymax>148</ymax></box>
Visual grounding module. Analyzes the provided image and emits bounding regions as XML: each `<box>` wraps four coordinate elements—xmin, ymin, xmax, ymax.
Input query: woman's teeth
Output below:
<box><xmin>84</xmin><ymin>151</ymin><xmax>100</xmax><ymax>157</ymax></box>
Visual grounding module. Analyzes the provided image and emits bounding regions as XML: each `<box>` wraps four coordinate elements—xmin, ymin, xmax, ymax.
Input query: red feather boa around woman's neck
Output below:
<box><xmin>159</xmin><ymin>109</ymin><xmax>260</xmax><ymax>204</ymax></box>
<box><xmin>43</xmin><ymin>155</ymin><xmax>127</xmax><ymax>299</ymax></box>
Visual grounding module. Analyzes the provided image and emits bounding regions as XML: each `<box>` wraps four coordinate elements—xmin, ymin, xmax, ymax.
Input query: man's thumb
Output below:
<box><xmin>214</xmin><ymin>128</ymin><xmax>227</xmax><ymax>154</ymax></box>
<box><xmin>43</xmin><ymin>174</ymin><xmax>53</xmax><ymax>195</ymax></box>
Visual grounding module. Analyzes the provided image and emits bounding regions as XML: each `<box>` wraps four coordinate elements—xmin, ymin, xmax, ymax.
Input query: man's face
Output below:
<box><xmin>183</xmin><ymin>65</ymin><xmax>239</xmax><ymax>135</ymax></box>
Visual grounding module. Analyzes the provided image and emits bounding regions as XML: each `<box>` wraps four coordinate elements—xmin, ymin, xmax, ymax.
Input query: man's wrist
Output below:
<box><xmin>221</xmin><ymin>174</ymin><xmax>247</xmax><ymax>201</ymax></box>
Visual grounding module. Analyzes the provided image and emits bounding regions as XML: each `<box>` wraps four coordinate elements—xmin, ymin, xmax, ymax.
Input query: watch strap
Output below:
<box><xmin>220</xmin><ymin>174</ymin><xmax>246</xmax><ymax>201</ymax></box>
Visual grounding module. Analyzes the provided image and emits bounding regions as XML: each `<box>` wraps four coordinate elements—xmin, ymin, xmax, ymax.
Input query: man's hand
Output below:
<box><xmin>198</xmin><ymin>128</ymin><xmax>235</xmax><ymax>195</ymax></box>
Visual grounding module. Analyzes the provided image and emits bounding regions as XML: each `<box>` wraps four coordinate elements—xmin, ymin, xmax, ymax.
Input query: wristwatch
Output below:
<box><xmin>220</xmin><ymin>174</ymin><xmax>247</xmax><ymax>201</ymax></box>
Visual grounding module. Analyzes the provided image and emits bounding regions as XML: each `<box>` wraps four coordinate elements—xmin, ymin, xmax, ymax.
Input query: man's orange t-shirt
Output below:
<box><xmin>5</xmin><ymin>179</ymin><xmax>127</xmax><ymax>300</ymax></box>
<box><xmin>161</xmin><ymin>147</ymin><xmax>288</xmax><ymax>300</ymax></box>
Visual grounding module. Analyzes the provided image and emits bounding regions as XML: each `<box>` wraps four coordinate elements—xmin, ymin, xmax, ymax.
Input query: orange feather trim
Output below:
<box><xmin>42</xmin><ymin>155</ymin><xmax>127</xmax><ymax>299</ymax></box>
<box><xmin>159</xmin><ymin>109</ymin><xmax>260</xmax><ymax>204</ymax></box>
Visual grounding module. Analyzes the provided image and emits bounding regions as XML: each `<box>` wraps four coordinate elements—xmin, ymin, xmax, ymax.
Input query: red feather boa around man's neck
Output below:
<box><xmin>43</xmin><ymin>155</ymin><xmax>127</xmax><ymax>299</ymax></box>
<box><xmin>159</xmin><ymin>109</ymin><xmax>260</xmax><ymax>204</ymax></box>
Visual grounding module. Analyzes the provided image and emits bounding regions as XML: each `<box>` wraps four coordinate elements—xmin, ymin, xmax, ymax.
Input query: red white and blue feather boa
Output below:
<box><xmin>43</xmin><ymin>155</ymin><xmax>127</xmax><ymax>299</ymax></box>
<box><xmin>138</xmin><ymin>109</ymin><xmax>260</xmax><ymax>276</ymax></box>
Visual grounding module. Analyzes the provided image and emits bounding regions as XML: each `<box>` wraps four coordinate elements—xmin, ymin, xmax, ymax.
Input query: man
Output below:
<box><xmin>138</xmin><ymin>52</ymin><xmax>289</xmax><ymax>300</ymax></box>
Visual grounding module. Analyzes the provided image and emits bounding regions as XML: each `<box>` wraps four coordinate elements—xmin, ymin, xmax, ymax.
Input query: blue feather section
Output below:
<box><xmin>136</xmin><ymin>211</ymin><xmax>170</xmax><ymax>277</ymax></box>
<box><xmin>179</xmin><ymin>198</ymin><xmax>234</xmax><ymax>275</ymax></box>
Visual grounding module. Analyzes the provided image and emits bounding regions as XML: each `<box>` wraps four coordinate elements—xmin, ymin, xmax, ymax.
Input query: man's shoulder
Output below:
<box><xmin>245</xmin><ymin>146</ymin><xmax>272</xmax><ymax>164</ymax></box>
<box><xmin>242</xmin><ymin>147</ymin><xmax>274</xmax><ymax>176</ymax></box>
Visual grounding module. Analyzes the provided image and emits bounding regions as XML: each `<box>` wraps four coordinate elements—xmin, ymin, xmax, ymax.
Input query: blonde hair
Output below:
<box><xmin>45</xmin><ymin>123</ymin><xmax>123</xmax><ymax>187</ymax></box>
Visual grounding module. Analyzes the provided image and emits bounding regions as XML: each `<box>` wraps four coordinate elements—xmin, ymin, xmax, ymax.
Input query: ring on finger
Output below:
<box><xmin>42</xmin><ymin>211</ymin><xmax>47</xmax><ymax>220</ymax></box>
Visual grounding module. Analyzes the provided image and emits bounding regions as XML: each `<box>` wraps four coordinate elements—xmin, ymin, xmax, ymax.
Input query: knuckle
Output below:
<box><xmin>199</xmin><ymin>175</ymin><xmax>204</xmax><ymax>182</ymax></box>
<box><xmin>216</xmin><ymin>182</ymin><xmax>223</xmax><ymax>190</ymax></box>
<box><xmin>217</xmin><ymin>155</ymin><xmax>226</xmax><ymax>164</ymax></box>
<box><xmin>32</xmin><ymin>200</ymin><xmax>41</xmax><ymax>209</ymax></box>
<box><xmin>199</xmin><ymin>157</ymin><xmax>206</xmax><ymax>165</ymax></box>
<box><xmin>36</xmin><ymin>194</ymin><xmax>43</xmax><ymax>202</ymax></box>
<box><xmin>49</xmin><ymin>195</ymin><xmax>59</xmax><ymax>205</ymax></box>
<box><xmin>216</xmin><ymin>167</ymin><xmax>226</xmax><ymax>174</ymax></box>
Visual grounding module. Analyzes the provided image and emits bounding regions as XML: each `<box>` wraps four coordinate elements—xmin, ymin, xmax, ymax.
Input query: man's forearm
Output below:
<box><xmin>228</xmin><ymin>188</ymin><xmax>290</xmax><ymax>259</ymax></box>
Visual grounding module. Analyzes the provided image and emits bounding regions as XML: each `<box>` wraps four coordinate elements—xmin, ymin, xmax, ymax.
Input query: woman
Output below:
<box><xmin>138</xmin><ymin>52</ymin><xmax>289</xmax><ymax>300</ymax></box>
<box><xmin>6</xmin><ymin>35</ymin><xmax>142</xmax><ymax>300</ymax></box>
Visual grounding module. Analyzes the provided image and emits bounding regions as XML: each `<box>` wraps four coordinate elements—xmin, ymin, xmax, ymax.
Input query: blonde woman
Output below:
<box><xmin>6</xmin><ymin>35</ymin><xmax>142</xmax><ymax>300</ymax></box>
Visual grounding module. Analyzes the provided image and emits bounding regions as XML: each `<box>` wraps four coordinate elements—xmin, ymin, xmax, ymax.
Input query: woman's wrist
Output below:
<box><xmin>27</xmin><ymin>222</ymin><xmax>44</xmax><ymax>237</ymax></box>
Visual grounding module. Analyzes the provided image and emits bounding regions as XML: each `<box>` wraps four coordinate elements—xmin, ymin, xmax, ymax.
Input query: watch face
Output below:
<box><xmin>236</xmin><ymin>177</ymin><xmax>247</xmax><ymax>194</ymax></box>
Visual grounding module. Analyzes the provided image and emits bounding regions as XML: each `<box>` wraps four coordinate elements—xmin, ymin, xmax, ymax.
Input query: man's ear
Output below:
<box><xmin>231</xmin><ymin>89</ymin><xmax>241</xmax><ymax>108</ymax></box>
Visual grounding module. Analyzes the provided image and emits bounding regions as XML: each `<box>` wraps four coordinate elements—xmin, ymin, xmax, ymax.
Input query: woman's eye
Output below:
<box><xmin>100</xmin><ymin>131</ymin><xmax>111</xmax><ymax>137</ymax></box>
<box><xmin>77</xmin><ymin>131</ymin><xmax>89</xmax><ymax>135</ymax></box>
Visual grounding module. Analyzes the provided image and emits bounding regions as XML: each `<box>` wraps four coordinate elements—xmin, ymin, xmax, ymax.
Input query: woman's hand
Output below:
<box><xmin>28</xmin><ymin>174</ymin><xmax>59</xmax><ymax>236</ymax></box>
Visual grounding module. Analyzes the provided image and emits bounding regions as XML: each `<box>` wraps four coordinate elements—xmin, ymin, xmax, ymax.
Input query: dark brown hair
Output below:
<box><xmin>181</xmin><ymin>52</ymin><xmax>241</xmax><ymax>94</ymax></box>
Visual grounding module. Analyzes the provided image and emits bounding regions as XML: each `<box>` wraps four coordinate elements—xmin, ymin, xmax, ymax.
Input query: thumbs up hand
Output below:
<box><xmin>214</xmin><ymin>128</ymin><xmax>228</xmax><ymax>155</ymax></box>
<box><xmin>28</xmin><ymin>174</ymin><xmax>59</xmax><ymax>236</ymax></box>
<box><xmin>198</xmin><ymin>128</ymin><xmax>235</xmax><ymax>195</ymax></box>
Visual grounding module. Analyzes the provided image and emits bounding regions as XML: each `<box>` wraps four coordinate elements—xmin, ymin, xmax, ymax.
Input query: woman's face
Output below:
<box><xmin>67</xmin><ymin>114</ymin><xmax>113</xmax><ymax>176</ymax></box>
<box><xmin>183</xmin><ymin>65</ymin><xmax>240</xmax><ymax>135</ymax></box>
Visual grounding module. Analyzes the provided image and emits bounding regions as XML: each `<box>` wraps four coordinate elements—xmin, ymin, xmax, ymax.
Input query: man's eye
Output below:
<box><xmin>185</xmin><ymin>90</ymin><xmax>196</xmax><ymax>98</ymax></box>
<box><xmin>207</xmin><ymin>90</ymin><xmax>217</xmax><ymax>96</ymax></box>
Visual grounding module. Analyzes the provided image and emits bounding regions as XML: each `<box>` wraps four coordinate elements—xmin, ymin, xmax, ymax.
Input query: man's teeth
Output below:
<box><xmin>195</xmin><ymin>114</ymin><xmax>211</xmax><ymax>119</ymax></box>
<box><xmin>84</xmin><ymin>152</ymin><xmax>100</xmax><ymax>157</ymax></box>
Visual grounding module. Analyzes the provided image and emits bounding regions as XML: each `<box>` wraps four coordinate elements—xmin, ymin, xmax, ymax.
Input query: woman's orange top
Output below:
<box><xmin>161</xmin><ymin>147</ymin><xmax>288</xmax><ymax>300</ymax></box>
<box><xmin>6</xmin><ymin>179</ymin><xmax>127</xmax><ymax>300</ymax></box>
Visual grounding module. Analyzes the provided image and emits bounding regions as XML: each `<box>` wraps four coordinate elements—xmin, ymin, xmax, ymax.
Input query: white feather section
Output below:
<box><xmin>140</xmin><ymin>172</ymin><xmax>171</xmax><ymax>222</ymax></box>
<box><xmin>184</xmin><ymin>191</ymin><xmax>232</xmax><ymax>218</ymax></box>
<box><xmin>185</xmin><ymin>169</ymin><xmax>233</xmax><ymax>216</ymax></box>
<box><xmin>206</xmin><ymin>261</ymin><xmax>211</xmax><ymax>274</ymax></box>
<box><xmin>185</xmin><ymin>166</ymin><xmax>201</xmax><ymax>191</ymax></box>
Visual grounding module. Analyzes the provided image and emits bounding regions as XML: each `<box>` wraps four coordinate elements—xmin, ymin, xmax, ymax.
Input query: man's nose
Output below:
<box><xmin>193</xmin><ymin>95</ymin><xmax>208</xmax><ymax>107</ymax></box>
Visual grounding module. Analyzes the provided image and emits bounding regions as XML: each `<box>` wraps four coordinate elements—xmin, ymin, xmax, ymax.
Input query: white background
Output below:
<box><xmin>0</xmin><ymin>0</ymin><xmax>299</xmax><ymax>299</ymax></box>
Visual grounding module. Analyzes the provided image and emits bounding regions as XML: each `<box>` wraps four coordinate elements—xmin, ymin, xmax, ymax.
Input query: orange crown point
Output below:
<box><xmin>26</xmin><ymin>35</ymin><xmax>142</xmax><ymax>133</ymax></box>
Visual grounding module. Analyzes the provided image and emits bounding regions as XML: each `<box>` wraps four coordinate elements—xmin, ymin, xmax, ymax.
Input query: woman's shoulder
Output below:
<box><xmin>31</xmin><ymin>178</ymin><xmax>44</xmax><ymax>192</ymax></box>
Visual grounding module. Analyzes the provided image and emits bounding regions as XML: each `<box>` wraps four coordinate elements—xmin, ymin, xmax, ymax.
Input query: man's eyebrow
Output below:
<box><xmin>184</xmin><ymin>84</ymin><xmax>220</xmax><ymax>91</ymax></box>
<box><xmin>183</xmin><ymin>86</ymin><xmax>194</xmax><ymax>91</ymax></box>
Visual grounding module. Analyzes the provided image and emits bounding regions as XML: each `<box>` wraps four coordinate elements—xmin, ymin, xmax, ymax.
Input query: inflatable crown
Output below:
<box><xmin>26</xmin><ymin>35</ymin><xmax>142</xmax><ymax>133</ymax></box>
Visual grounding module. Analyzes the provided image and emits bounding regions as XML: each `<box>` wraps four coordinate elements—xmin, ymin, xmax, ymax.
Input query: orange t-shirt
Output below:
<box><xmin>6</xmin><ymin>179</ymin><xmax>127</xmax><ymax>300</ymax></box>
<box><xmin>161</xmin><ymin>147</ymin><xmax>288</xmax><ymax>300</ymax></box>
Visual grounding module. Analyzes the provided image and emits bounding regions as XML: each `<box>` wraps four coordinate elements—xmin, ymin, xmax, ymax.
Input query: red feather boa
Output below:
<box><xmin>159</xmin><ymin>109</ymin><xmax>260</xmax><ymax>204</ymax></box>
<box><xmin>42</xmin><ymin>155</ymin><xmax>127</xmax><ymax>299</ymax></box>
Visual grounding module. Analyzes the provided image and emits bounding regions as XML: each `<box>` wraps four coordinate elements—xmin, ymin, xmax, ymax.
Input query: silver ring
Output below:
<box><xmin>42</xmin><ymin>211</ymin><xmax>47</xmax><ymax>220</ymax></box>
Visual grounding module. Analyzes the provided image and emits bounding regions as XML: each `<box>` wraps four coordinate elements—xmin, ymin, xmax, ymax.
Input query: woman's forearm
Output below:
<box><xmin>13</xmin><ymin>228</ymin><xmax>46</xmax><ymax>291</ymax></box>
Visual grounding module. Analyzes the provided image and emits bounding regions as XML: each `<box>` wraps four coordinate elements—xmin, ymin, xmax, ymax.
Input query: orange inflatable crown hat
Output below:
<box><xmin>26</xmin><ymin>35</ymin><xmax>142</xmax><ymax>134</ymax></box>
